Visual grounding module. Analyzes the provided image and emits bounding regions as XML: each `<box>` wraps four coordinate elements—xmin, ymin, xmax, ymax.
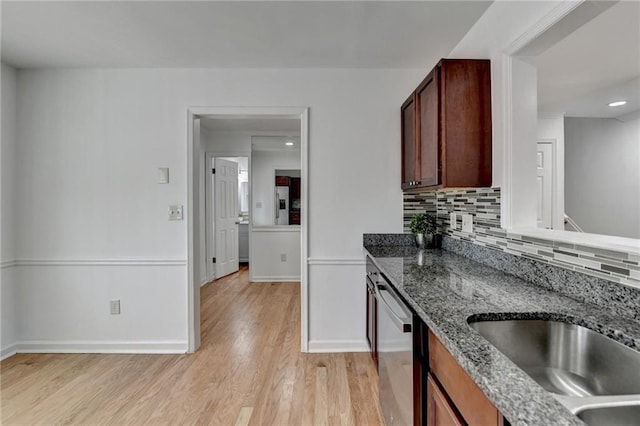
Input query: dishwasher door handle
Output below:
<box><xmin>377</xmin><ymin>286</ymin><xmax>412</xmax><ymax>333</ymax></box>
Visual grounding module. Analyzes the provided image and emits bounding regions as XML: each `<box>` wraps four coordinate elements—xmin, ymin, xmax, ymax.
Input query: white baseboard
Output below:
<box><xmin>250</xmin><ymin>276</ymin><xmax>300</xmax><ymax>282</ymax></box>
<box><xmin>1</xmin><ymin>343</ymin><xmax>19</xmax><ymax>360</ymax></box>
<box><xmin>1</xmin><ymin>340</ymin><xmax>188</xmax><ymax>359</ymax></box>
<box><xmin>307</xmin><ymin>340</ymin><xmax>369</xmax><ymax>353</ymax></box>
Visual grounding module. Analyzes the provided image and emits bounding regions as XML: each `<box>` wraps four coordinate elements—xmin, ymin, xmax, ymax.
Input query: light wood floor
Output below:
<box><xmin>1</xmin><ymin>267</ymin><xmax>383</xmax><ymax>425</ymax></box>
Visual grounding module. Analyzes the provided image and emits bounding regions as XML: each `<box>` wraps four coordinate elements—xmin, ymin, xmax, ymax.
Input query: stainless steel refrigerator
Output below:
<box><xmin>275</xmin><ymin>186</ymin><xmax>289</xmax><ymax>225</ymax></box>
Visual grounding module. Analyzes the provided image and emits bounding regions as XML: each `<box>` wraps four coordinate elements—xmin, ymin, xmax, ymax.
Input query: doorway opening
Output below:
<box><xmin>187</xmin><ymin>107</ymin><xmax>309</xmax><ymax>353</ymax></box>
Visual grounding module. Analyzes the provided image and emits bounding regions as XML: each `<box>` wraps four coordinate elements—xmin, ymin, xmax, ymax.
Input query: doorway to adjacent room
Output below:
<box><xmin>187</xmin><ymin>107</ymin><xmax>309</xmax><ymax>353</ymax></box>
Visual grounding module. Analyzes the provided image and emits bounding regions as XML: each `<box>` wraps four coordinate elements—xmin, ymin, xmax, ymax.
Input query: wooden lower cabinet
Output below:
<box><xmin>427</xmin><ymin>373</ymin><xmax>464</xmax><ymax>426</ymax></box>
<box><xmin>428</xmin><ymin>330</ymin><xmax>501</xmax><ymax>426</ymax></box>
<box><xmin>289</xmin><ymin>211</ymin><xmax>300</xmax><ymax>225</ymax></box>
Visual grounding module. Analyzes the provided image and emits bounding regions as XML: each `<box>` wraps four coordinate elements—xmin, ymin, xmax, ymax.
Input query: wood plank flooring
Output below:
<box><xmin>1</xmin><ymin>267</ymin><xmax>383</xmax><ymax>425</ymax></box>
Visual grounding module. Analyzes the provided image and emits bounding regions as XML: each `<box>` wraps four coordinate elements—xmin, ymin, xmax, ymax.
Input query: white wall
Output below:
<box><xmin>251</xmin><ymin>229</ymin><xmax>301</xmax><ymax>281</ymax></box>
<box><xmin>252</xmin><ymin>149</ymin><xmax>301</xmax><ymax>226</ymax></box>
<box><xmin>564</xmin><ymin>117</ymin><xmax>640</xmax><ymax>238</ymax></box>
<box><xmin>250</xmin><ymin>149</ymin><xmax>301</xmax><ymax>281</ymax></box>
<box><xmin>537</xmin><ymin>115</ymin><xmax>565</xmax><ymax>230</ymax></box>
<box><xmin>1</xmin><ymin>63</ymin><xmax>19</xmax><ymax>357</ymax></box>
<box><xmin>13</xmin><ymin>67</ymin><xmax>422</xmax><ymax>352</ymax></box>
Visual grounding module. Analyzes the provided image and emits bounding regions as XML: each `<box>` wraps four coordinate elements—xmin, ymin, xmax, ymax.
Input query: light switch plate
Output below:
<box><xmin>168</xmin><ymin>205</ymin><xmax>183</xmax><ymax>221</ymax></box>
<box><xmin>449</xmin><ymin>213</ymin><xmax>458</xmax><ymax>230</ymax></box>
<box><xmin>158</xmin><ymin>167</ymin><xmax>169</xmax><ymax>184</ymax></box>
<box><xmin>462</xmin><ymin>214</ymin><xmax>473</xmax><ymax>233</ymax></box>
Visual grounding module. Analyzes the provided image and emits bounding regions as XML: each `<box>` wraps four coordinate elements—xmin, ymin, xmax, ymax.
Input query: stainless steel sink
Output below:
<box><xmin>577</xmin><ymin>404</ymin><xmax>640</xmax><ymax>426</ymax></box>
<box><xmin>469</xmin><ymin>319</ymin><xmax>640</xmax><ymax>425</ymax></box>
<box><xmin>469</xmin><ymin>319</ymin><xmax>640</xmax><ymax>396</ymax></box>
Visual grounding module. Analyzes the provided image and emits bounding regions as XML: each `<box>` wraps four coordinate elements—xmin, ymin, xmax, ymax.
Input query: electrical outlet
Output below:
<box><xmin>110</xmin><ymin>300</ymin><xmax>121</xmax><ymax>315</ymax></box>
<box><xmin>280</xmin><ymin>253</ymin><xmax>287</xmax><ymax>262</ymax></box>
<box><xmin>449</xmin><ymin>213</ymin><xmax>458</xmax><ymax>230</ymax></box>
<box><xmin>462</xmin><ymin>214</ymin><xmax>474</xmax><ymax>233</ymax></box>
<box><xmin>168</xmin><ymin>205</ymin><xmax>183</xmax><ymax>221</ymax></box>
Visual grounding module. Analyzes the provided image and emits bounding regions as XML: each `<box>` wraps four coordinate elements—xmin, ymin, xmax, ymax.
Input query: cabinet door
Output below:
<box><xmin>401</xmin><ymin>95</ymin><xmax>416</xmax><ymax>190</ymax></box>
<box><xmin>289</xmin><ymin>211</ymin><xmax>300</xmax><ymax>225</ymax></box>
<box><xmin>439</xmin><ymin>59</ymin><xmax>492</xmax><ymax>188</ymax></box>
<box><xmin>291</xmin><ymin>177</ymin><xmax>301</xmax><ymax>199</ymax></box>
<box><xmin>429</xmin><ymin>330</ymin><xmax>499</xmax><ymax>425</ymax></box>
<box><xmin>427</xmin><ymin>374</ymin><xmax>464</xmax><ymax>426</ymax></box>
<box><xmin>416</xmin><ymin>68</ymin><xmax>439</xmax><ymax>187</ymax></box>
<box><xmin>275</xmin><ymin>176</ymin><xmax>290</xmax><ymax>186</ymax></box>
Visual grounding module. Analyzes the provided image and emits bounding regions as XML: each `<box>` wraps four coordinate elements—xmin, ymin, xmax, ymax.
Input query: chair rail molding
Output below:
<box><xmin>8</xmin><ymin>258</ymin><xmax>187</xmax><ymax>267</ymax></box>
<box><xmin>307</xmin><ymin>258</ymin><xmax>366</xmax><ymax>266</ymax></box>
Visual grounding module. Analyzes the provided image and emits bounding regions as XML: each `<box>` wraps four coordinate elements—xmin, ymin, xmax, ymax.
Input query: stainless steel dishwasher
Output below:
<box><xmin>377</xmin><ymin>273</ymin><xmax>414</xmax><ymax>426</ymax></box>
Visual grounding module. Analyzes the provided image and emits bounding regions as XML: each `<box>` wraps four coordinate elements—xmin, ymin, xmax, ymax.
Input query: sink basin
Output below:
<box><xmin>577</xmin><ymin>404</ymin><xmax>640</xmax><ymax>426</ymax></box>
<box><xmin>469</xmin><ymin>319</ymin><xmax>640</xmax><ymax>397</ymax></box>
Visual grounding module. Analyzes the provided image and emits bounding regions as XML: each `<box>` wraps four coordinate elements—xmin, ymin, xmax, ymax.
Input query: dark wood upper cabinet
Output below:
<box><xmin>401</xmin><ymin>96</ymin><xmax>416</xmax><ymax>190</ymax></box>
<box><xmin>416</xmin><ymin>68</ymin><xmax>439</xmax><ymax>188</ymax></box>
<box><xmin>402</xmin><ymin>59</ymin><xmax>492</xmax><ymax>191</ymax></box>
<box><xmin>275</xmin><ymin>176</ymin><xmax>290</xmax><ymax>186</ymax></box>
<box><xmin>290</xmin><ymin>177</ymin><xmax>301</xmax><ymax>200</ymax></box>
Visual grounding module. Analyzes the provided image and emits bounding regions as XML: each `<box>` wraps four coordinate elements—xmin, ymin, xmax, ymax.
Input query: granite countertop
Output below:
<box><xmin>364</xmin><ymin>244</ymin><xmax>640</xmax><ymax>426</ymax></box>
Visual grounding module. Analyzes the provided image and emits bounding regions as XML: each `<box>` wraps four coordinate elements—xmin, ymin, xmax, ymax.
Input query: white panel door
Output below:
<box><xmin>215</xmin><ymin>158</ymin><xmax>239</xmax><ymax>279</ymax></box>
<box><xmin>536</xmin><ymin>142</ymin><xmax>553</xmax><ymax>229</ymax></box>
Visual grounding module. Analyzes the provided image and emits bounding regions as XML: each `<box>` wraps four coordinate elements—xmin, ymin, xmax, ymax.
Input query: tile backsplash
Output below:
<box><xmin>403</xmin><ymin>187</ymin><xmax>640</xmax><ymax>288</ymax></box>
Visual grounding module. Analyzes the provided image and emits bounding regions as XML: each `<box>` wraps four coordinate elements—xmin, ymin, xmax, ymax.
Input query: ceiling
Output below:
<box><xmin>533</xmin><ymin>1</ymin><xmax>640</xmax><ymax>119</ymax></box>
<box><xmin>201</xmin><ymin>117</ymin><xmax>300</xmax><ymax>133</ymax></box>
<box><xmin>1</xmin><ymin>1</ymin><xmax>491</xmax><ymax>69</ymax></box>
<box><xmin>251</xmin><ymin>136</ymin><xmax>301</xmax><ymax>152</ymax></box>
<box><xmin>201</xmin><ymin>117</ymin><xmax>301</xmax><ymax>151</ymax></box>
